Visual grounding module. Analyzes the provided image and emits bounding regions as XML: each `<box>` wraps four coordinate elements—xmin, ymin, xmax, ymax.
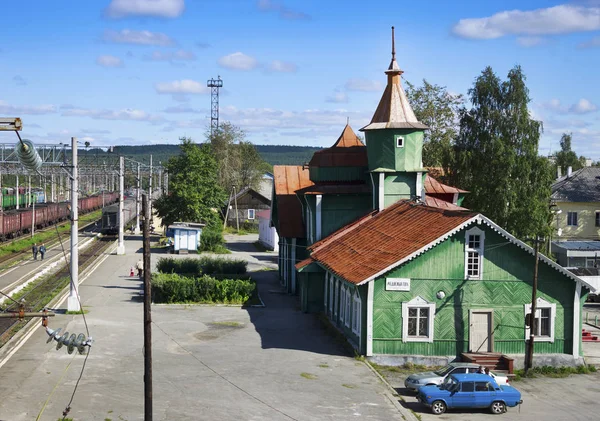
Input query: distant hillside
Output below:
<box><xmin>83</xmin><ymin>144</ymin><xmax>322</xmax><ymax>167</ymax></box>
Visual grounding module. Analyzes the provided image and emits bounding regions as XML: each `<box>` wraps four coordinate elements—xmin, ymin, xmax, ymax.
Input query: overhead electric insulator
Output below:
<box><xmin>46</xmin><ymin>327</ymin><xmax>93</xmax><ymax>355</ymax></box>
<box><xmin>15</xmin><ymin>138</ymin><xmax>43</xmax><ymax>172</ymax></box>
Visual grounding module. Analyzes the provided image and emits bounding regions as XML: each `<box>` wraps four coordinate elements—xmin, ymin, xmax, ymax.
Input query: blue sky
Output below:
<box><xmin>1</xmin><ymin>0</ymin><xmax>600</xmax><ymax>159</ymax></box>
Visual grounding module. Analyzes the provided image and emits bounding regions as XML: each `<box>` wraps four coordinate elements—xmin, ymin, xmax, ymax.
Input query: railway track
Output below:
<box><xmin>0</xmin><ymin>235</ymin><xmax>116</xmax><ymax>348</ymax></box>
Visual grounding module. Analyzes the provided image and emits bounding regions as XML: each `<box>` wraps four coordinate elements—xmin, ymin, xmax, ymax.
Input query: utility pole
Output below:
<box><xmin>67</xmin><ymin>137</ymin><xmax>80</xmax><ymax>312</ymax></box>
<box><xmin>149</xmin><ymin>155</ymin><xmax>153</xmax><ymax>210</ymax></box>
<box><xmin>117</xmin><ymin>156</ymin><xmax>125</xmax><ymax>255</ymax></box>
<box><xmin>233</xmin><ymin>185</ymin><xmax>240</xmax><ymax>232</ymax></box>
<box><xmin>135</xmin><ymin>163</ymin><xmax>141</xmax><ymax>235</ymax></box>
<box><xmin>525</xmin><ymin>237</ymin><xmax>541</xmax><ymax>373</ymax></box>
<box><xmin>142</xmin><ymin>193</ymin><xmax>153</xmax><ymax>421</ymax></box>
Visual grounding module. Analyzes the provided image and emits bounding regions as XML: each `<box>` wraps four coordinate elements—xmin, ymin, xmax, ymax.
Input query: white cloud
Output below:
<box><xmin>155</xmin><ymin>79</ymin><xmax>210</xmax><ymax>95</ymax></box>
<box><xmin>257</xmin><ymin>0</ymin><xmax>310</xmax><ymax>20</ymax></box>
<box><xmin>452</xmin><ymin>5</ymin><xmax>600</xmax><ymax>40</ymax></box>
<box><xmin>105</xmin><ymin>0</ymin><xmax>185</xmax><ymax>19</ymax></box>
<box><xmin>96</xmin><ymin>55</ymin><xmax>124</xmax><ymax>67</ymax></box>
<box><xmin>325</xmin><ymin>92</ymin><xmax>349</xmax><ymax>104</ymax></box>
<box><xmin>344</xmin><ymin>78</ymin><xmax>383</xmax><ymax>92</ymax></box>
<box><xmin>163</xmin><ymin>105</ymin><xmax>203</xmax><ymax>113</ymax></box>
<box><xmin>268</xmin><ymin>60</ymin><xmax>297</xmax><ymax>72</ymax></box>
<box><xmin>218</xmin><ymin>52</ymin><xmax>259</xmax><ymax>71</ymax></box>
<box><xmin>144</xmin><ymin>49</ymin><xmax>196</xmax><ymax>61</ymax></box>
<box><xmin>579</xmin><ymin>35</ymin><xmax>600</xmax><ymax>48</ymax></box>
<box><xmin>103</xmin><ymin>29</ymin><xmax>175</xmax><ymax>46</ymax></box>
<box><xmin>569</xmin><ymin>98</ymin><xmax>598</xmax><ymax>114</ymax></box>
<box><xmin>0</xmin><ymin>100</ymin><xmax>57</xmax><ymax>115</ymax></box>
<box><xmin>61</xmin><ymin>106</ymin><xmax>164</xmax><ymax>122</ymax></box>
<box><xmin>540</xmin><ymin>98</ymin><xmax>564</xmax><ymax>112</ymax></box>
<box><xmin>516</xmin><ymin>36</ymin><xmax>546</xmax><ymax>47</ymax></box>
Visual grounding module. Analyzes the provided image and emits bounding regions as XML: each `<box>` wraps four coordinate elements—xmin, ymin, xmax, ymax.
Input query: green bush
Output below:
<box><xmin>156</xmin><ymin>256</ymin><xmax>247</xmax><ymax>276</ymax></box>
<box><xmin>152</xmin><ymin>273</ymin><xmax>255</xmax><ymax>304</ymax></box>
<box><xmin>200</xmin><ymin>223</ymin><xmax>226</xmax><ymax>252</ymax></box>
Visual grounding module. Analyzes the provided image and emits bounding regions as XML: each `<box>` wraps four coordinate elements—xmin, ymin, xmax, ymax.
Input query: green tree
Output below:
<box><xmin>154</xmin><ymin>138</ymin><xmax>226</xmax><ymax>228</ymax></box>
<box><xmin>449</xmin><ymin>66</ymin><xmax>554</xmax><ymax>239</ymax></box>
<box><xmin>555</xmin><ymin>133</ymin><xmax>585</xmax><ymax>174</ymax></box>
<box><xmin>405</xmin><ymin>79</ymin><xmax>463</xmax><ymax>168</ymax></box>
<box><xmin>207</xmin><ymin>122</ymin><xmax>270</xmax><ymax>194</ymax></box>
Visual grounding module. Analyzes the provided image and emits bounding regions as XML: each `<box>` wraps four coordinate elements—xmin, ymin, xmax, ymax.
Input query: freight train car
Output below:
<box><xmin>0</xmin><ymin>192</ymin><xmax>119</xmax><ymax>241</ymax></box>
<box><xmin>101</xmin><ymin>198</ymin><xmax>137</xmax><ymax>234</ymax></box>
<box><xmin>1</xmin><ymin>187</ymin><xmax>43</xmax><ymax>210</ymax></box>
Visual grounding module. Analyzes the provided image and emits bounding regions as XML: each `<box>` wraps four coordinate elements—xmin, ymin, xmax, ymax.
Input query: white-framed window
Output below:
<box><xmin>524</xmin><ymin>298</ymin><xmax>556</xmax><ymax>342</ymax></box>
<box><xmin>333</xmin><ymin>278</ymin><xmax>338</xmax><ymax>319</ymax></box>
<box><xmin>586</xmin><ymin>258</ymin><xmax>598</xmax><ymax>268</ymax></box>
<box><xmin>402</xmin><ymin>296</ymin><xmax>436</xmax><ymax>343</ymax></box>
<box><xmin>247</xmin><ymin>209</ymin><xmax>255</xmax><ymax>220</ymax></box>
<box><xmin>345</xmin><ymin>289</ymin><xmax>351</xmax><ymax>328</ymax></box>
<box><xmin>328</xmin><ymin>274</ymin><xmax>334</xmax><ymax>316</ymax></box>
<box><xmin>464</xmin><ymin>227</ymin><xmax>485</xmax><ymax>280</ymax></box>
<box><xmin>340</xmin><ymin>287</ymin><xmax>346</xmax><ymax>322</ymax></box>
<box><xmin>395</xmin><ymin>135</ymin><xmax>404</xmax><ymax>148</ymax></box>
<box><xmin>567</xmin><ymin>212</ymin><xmax>578</xmax><ymax>226</ymax></box>
<box><xmin>352</xmin><ymin>289</ymin><xmax>362</xmax><ymax>336</ymax></box>
<box><xmin>323</xmin><ymin>272</ymin><xmax>328</xmax><ymax>310</ymax></box>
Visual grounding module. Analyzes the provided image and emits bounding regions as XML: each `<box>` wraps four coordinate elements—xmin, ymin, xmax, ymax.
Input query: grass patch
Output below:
<box><xmin>0</xmin><ymin>210</ymin><xmax>102</xmax><ymax>259</ymax></box>
<box><xmin>65</xmin><ymin>309</ymin><xmax>89</xmax><ymax>315</ymax></box>
<box><xmin>300</xmin><ymin>372</ymin><xmax>317</xmax><ymax>380</ymax></box>
<box><xmin>318</xmin><ymin>363</ymin><xmax>329</xmax><ymax>368</ymax></box>
<box><xmin>512</xmin><ymin>365</ymin><xmax>598</xmax><ymax>381</ymax></box>
<box><xmin>342</xmin><ymin>383</ymin><xmax>357</xmax><ymax>389</ymax></box>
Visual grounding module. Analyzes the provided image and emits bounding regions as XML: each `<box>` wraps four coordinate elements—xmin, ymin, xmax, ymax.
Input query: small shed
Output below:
<box><xmin>170</xmin><ymin>222</ymin><xmax>205</xmax><ymax>254</ymax></box>
<box><xmin>258</xmin><ymin>209</ymin><xmax>279</xmax><ymax>252</ymax></box>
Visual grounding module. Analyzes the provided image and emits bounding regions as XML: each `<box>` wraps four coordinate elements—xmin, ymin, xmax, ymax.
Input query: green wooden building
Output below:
<box><xmin>271</xmin><ymin>30</ymin><xmax>592</xmax><ymax>366</ymax></box>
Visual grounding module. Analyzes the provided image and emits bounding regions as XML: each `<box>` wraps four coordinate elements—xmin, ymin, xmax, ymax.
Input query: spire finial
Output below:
<box><xmin>391</xmin><ymin>26</ymin><xmax>395</xmax><ymax>61</ymax></box>
<box><xmin>347</xmin><ymin>116</ymin><xmax>349</xmax><ymax>125</ymax></box>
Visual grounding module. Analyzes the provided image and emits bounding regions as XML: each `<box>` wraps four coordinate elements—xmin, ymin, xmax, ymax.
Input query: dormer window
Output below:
<box><xmin>464</xmin><ymin>227</ymin><xmax>485</xmax><ymax>280</ymax></box>
<box><xmin>395</xmin><ymin>135</ymin><xmax>404</xmax><ymax>148</ymax></box>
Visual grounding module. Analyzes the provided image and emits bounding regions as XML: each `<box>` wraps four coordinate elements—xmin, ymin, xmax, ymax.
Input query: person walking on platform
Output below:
<box><xmin>32</xmin><ymin>243</ymin><xmax>38</xmax><ymax>260</ymax></box>
<box><xmin>39</xmin><ymin>244</ymin><xmax>46</xmax><ymax>260</ymax></box>
<box><xmin>136</xmin><ymin>258</ymin><xmax>144</xmax><ymax>278</ymax></box>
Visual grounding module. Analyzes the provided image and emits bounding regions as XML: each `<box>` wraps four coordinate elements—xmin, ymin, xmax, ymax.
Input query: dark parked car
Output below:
<box><xmin>417</xmin><ymin>373</ymin><xmax>522</xmax><ymax>415</ymax></box>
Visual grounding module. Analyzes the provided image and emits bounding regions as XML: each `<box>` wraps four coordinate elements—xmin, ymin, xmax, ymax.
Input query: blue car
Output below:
<box><xmin>417</xmin><ymin>373</ymin><xmax>522</xmax><ymax>415</ymax></box>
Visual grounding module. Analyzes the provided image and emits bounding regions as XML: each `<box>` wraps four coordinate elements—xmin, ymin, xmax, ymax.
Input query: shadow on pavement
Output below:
<box><xmin>226</xmin><ymin>241</ymin><xmax>257</xmax><ymax>253</ymax></box>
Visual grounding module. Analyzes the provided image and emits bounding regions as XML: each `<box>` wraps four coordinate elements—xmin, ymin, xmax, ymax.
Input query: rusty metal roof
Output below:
<box><xmin>425</xmin><ymin>195</ymin><xmax>468</xmax><ymax>210</ymax></box>
<box><xmin>273</xmin><ymin>165</ymin><xmax>314</xmax><ymax>238</ymax></box>
<box><xmin>425</xmin><ymin>174</ymin><xmax>469</xmax><ymax>194</ymax></box>
<box><xmin>299</xmin><ymin>201</ymin><xmax>475</xmax><ymax>284</ymax></box>
<box><xmin>309</xmin><ymin>125</ymin><xmax>368</xmax><ymax>167</ymax></box>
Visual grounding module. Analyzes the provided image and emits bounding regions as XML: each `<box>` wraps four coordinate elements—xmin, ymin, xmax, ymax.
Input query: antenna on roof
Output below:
<box><xmin>391</xmin><ymin>26</ymin><xmax>395</xmax><ymax>60</ymax></box>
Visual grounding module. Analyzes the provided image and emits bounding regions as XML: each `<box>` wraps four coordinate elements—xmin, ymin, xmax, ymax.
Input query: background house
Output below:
<box><xmin>551</xmin><ymin>167</ymin><xmax>600</xmax><ymax>267</ymax></box>
<box><xmin>225</xmin><ymin>173</ymin><xmax>273</xmax><ymax>229</ymax></box>
<box><xmin>257</xmin><ymin>209</ymin><xmax>278</xmax><ymax>251</ymax></box>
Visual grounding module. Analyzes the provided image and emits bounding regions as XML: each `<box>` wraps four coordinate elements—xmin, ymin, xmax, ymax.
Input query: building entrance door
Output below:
<box><xmin>469</xmin><ymin>311</ymin><xmax>492</xmax><ymax>352</ymax></box>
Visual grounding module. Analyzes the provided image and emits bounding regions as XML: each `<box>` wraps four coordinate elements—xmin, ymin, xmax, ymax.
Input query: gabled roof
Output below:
<box><xmin>273</xmin><ymin>165</ymin><xmax>314</xmax><ymax>238</ymax></box>
<box><xmin>297</xmin><ymin>200</ymin><xmax>592</xmax><ymax>290</ymax></box>
<box><xmin>551</xmin><ymin>167</ymin><xmax>600</xmax><ymax>202</ymax></box>
<box><xmin>309</xmin><ymin>125</ymin><xmax>368</xmax><ymax>167</ymax></box>
<box><xmin>425</xmin><ymin>175</ymin><xmax>469</xmax><ymax>194</ymax></box>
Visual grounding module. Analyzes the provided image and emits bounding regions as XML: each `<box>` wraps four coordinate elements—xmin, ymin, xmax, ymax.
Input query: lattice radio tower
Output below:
<box><xmin>207</xmin><ymin>76</ymin><xmax>223</xmax><ymax>135</ymax></box>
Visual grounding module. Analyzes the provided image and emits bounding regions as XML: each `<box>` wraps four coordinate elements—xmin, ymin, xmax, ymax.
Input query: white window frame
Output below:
<box><xmin>402</xmin><ymin>296</ymin><xmax>436</xmax><ymax>343</ymax></box>
<box><xmin>567</xmin><ymin>211</ymin><xmax>578</xmax><ymax>227</ymax></box>
<box><xmin>586</xmin><ymin>258</ymin><xmax>598</xmax><ymax>268</ymax></box>
<box><xmin>524</xmin><ymin>298</ymin><xmax>556</xmax><ymax>343</ymax></box>
<box><xmin>395</xmin><ymin>135</ymin><xmax>404</xmax><ymax>148</ymax></box>
<box><xmin>328</xmin><ymin>273</ymin><xmax>334</xmax><ymax>316</ymax></box>
<box><xmin>323</xmin><ymin>272</ymin><xmax>328</xmax><ymax>310</ymax></box>
<box><xmin>352</xmin><ymin>289</ymin><xmax>362</xmax><ymax>337</ymax></box>
<box><xmin>247</xmin><ymin>209</ymin><xmax>255</xmax><ymax>220</ymax></box>
<box><xmin>333</xmin><ymin>277</ymin><xmax>338</xmax><ymax>319</ymax></box>
<box><xmin>464</xmin><ymin>227</ymin><xmax>485</xmax><ymax>280</ymax></box>
<box><xmin>340</xmin><ymin>287</ymin><xmax>346</xmax><ymax>323</ymax></box>
<box><xmin>345</xmin><ymin>288</ymin><xmax>351</xmax><ymax>328</ymax></box>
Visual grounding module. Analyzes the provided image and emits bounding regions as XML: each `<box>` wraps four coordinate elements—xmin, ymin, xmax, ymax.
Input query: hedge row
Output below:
<box><xmin>156</xmin><ymin>256</ymin><xmax>247</xmax><ymax>276</ymax></box>
<box><xmin>152</xmin><ymin>273</ymin><xmax>255</xmax><ymax>304</ymax></box>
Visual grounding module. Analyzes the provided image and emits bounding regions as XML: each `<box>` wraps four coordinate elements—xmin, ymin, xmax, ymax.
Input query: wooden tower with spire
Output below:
<box><xmin>360</xmin><ymin>26</ymin><xmax>428</xmax><ymax>211</ymax></box>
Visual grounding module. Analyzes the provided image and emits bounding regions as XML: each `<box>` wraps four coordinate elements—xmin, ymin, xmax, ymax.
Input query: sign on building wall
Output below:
<box><xmin>386</xmin><ymin>278</ymin><xmax>410</xmax><ymax>291</ymax></box>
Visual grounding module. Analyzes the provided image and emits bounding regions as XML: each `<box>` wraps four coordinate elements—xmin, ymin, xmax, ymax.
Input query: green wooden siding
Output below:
<box><xmin>365</xmin><ymin>129</ymin><xmax>424</xmax><ymax>172</ymax></box>
<box><xmin>383</xmin><ymin>172</ymin><xmax>416</xmax><ymax>207</ymax></box>
<box><xmin>371</xmin><ymin>225</ymin><xmax>577</xmax><ymax>357</ymax></box>
<box><xmin>299</xmin><ymin>271</ymin><xmax>325</xmax><ymax>313</ymax></box>
<box><xmin>321</xmin><ymin>195</ymin><xmax>372</xmax><ymax>238</ymax></box>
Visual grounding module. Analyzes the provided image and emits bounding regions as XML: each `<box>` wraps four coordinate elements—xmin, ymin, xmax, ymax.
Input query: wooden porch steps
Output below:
<box><xmin>461</xmin><ymin>352</ymin><xmax>514</xmax><ymax>374</ymax></box>
<box><xmin>583</xmin><ymin>329</ymin><xmax>599</xmax><ymax>342</ymax></box>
